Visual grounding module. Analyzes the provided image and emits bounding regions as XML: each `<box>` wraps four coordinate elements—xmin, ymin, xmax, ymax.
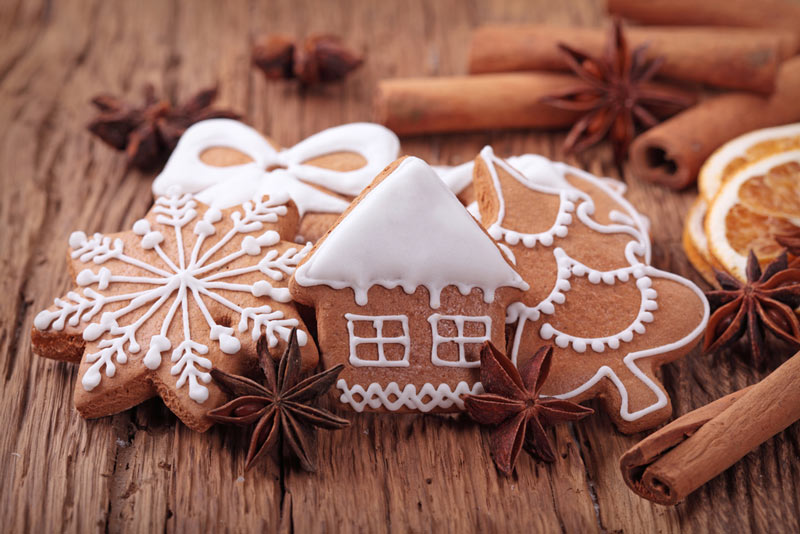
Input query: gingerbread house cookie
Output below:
<box><xmin>152</xmin><ymin>119</ymin><xmax>400</xmax><ymax>242</ymax></box>
<box><xmin>289</xmin><ymin>156</ymin><xmax>528</xmax><ymax>412</ymax></box>
<box><xmin>32</xmin><ymin>191</ymin><xmax>318</xmax><ymax>432</ymax></box>
<box><xmin>473</xmin><ymin>147</ymin><xmax>708</xmax><ymax>433</ymax></box>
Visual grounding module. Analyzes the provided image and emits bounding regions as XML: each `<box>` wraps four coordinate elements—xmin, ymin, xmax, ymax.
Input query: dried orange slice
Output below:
<box><xmin>705</xmin><ymin>150</ymin><xmax>800</xmax><ymax>281</ymax></box>
<box><xmin>682</xmin><ymin>198</ymin><xmax>718</xmax><ymax>286</ymax></box>
<box><xmin>699</xmin><ymin>123</ymin><xmax>800</xmax><ymax>203</ymax></box>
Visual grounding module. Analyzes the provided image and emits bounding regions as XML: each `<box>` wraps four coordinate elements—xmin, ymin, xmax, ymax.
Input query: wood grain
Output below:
<box><xmin>0</xmin><ymin>0</ymin><xmax>798</xmax><ymax>532</ymax></box>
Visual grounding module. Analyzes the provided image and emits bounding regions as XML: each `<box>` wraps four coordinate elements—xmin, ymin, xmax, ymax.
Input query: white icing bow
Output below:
<box><xmin>152</xmin><ymin>119</ymin><xmax>400</xmax><ymax>216</ymax></box>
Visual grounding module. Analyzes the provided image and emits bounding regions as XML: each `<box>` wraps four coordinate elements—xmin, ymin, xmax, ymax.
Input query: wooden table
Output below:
<box><xmin>2</xmin><ymin>0</ymin><xmax>799</xmax><ymax>532</ymax></box>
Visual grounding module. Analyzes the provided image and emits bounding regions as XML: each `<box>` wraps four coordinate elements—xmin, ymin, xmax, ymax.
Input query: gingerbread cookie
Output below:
<box><xmin>473</xmin><ymin>147</ymin><xmax>708</xmax><ymax>433</ymax></box>
<box><xmin>152</xmin><ymin>119</ymin><xmax>400</xmax><ymax>242</ymax></box>
<box><xmin>289</xmin><ymin>156</ymin><xmax>528</xmax><ymax>412</ymax></box>
<box><xmin>32</xmin><ymin>191</ymin><xmax>318</xmax><ymax>432</ymax></box>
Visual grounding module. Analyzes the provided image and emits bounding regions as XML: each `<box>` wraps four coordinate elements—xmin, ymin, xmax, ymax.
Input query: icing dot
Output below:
<box><xmin>251</xmin><ymin>280</ymin><xmax>273</xmax><ymax>297</ymax></box>
<box><xmin>621</xmin><ymin>331</ymin><xmax>634</xmax><ymax>342</ymax></box>
<box><xmin>617</xmin><ymin>271</ymin><xmax>630</xmax><ymax>282</ymax></box>
<box><xmin>573</xmin><ymin>340</ymin><xmax>587</xmax><ymax>353</ymax></box>
<box><xmin>76</xmin><ymin>269</ymin><xmax>95</xmax><ymax>287</ymax></box>
<box><xmin>591</xmin><ymin>340</ymin><xmax>605</xmax><ymax>352</ymax></box>
<box><xmin>295</xmin><ymin>330</ymin><xmax>308</xmax><ymax>346</ymax></box>
<box><xmin>219</xmin><ymin>334</ymin><xmax>241</xmax><ymax>354</ymax></box>
<box><xmin>601</xmin><ymin>272</ymin><xmax>616</xmax><ymax>284</ymax></box>
<box><xmin>608</xmin><ymin>338</ymin><xmax>620</xmax><ymax>349</ymax></box>
<box><xmin>540</xmin><ymin>234</ymin><xmax>554</xmax><ymax>247</ymax></box>
<box><xmin>641</xmin><ymin>312</ymin><xmax>654</xmax><ymax>323</ymax></box>
<box><xmin>82</xmin><ymin>370</ymin><xmax>102</xmax><ymax>391</ymax></box>
<box><xmin>555</xmin><ymin>334</ymin><xmax>569</xmax><ymax>348</ymax></box>
<box><xmin>69</xmin><ymin>231</ymin><xmax>87</xmax><ymax>248</ymax></box>
<box><xmin>34</xmin><ymin>310</ymin><xmax>53</xmax><ymax>330</ymax></box>
<box><xmin>588</xmin><ymin>271</ymin><xmax>602</xmax><ymax>284</ymax></box>
<box><xmin>83</xmin><ymin>322</ymin><xmax>106</xmax><ymax>341</ymax></box>
<box><xmin>504</xmin><ymin>231</ymin><xmax>521</xmax><ymax>246</ymax></box>
<box><xmin>257</xmin><ymin>230</ymin><xmax>280</xmax><ymax>247</ymax></box>
<box><xmin>189</xmin><ymin>383</ymin><xmax>209</xmax><ymax>403</ymax></box>
<box><xmin>204</xmin><ymin>208</ymin><xmax>222</xmax><ymax>223</ymax></box>
<box><xmin>144</xmin><ymin>335</ymin><xmax>170</xmax><ymax>369</ymax></box>
<box><xmin>141</xmin><ymin>231</ymin><xmax>165</xmax><ymax>250</ymax></box>
<box><xmin>634</xmin><ymin>323</ymin><xmax>646</xmax><ymax>334</ymax></box>
<box><xmin>636</xmin><ymin>277</ymin><xmax>653</xmax><ymax>289</ymax></box>
<box><xmin>132</xmin><ymin>219</ymin><xmax>151</xmax><ymax>235</ymax></box>
<box><xmin>194</xmin><ymin>220</ymin><xmax>215</xmax><ymax>236</ymax></box>
<box><xmin>241</xmin><ymin>236</ymin><xmax>262</xmax><ymax>255</ymax></box>
<box><xmin>540</xmin><ymin>324</ymin><xmax>555</xmax><ymax>340</ymax></box>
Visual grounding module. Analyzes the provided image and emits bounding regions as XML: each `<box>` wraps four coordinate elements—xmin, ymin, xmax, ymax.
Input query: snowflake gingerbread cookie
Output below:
<box><xmin>152</xmin><ymin>119</ymin><xmax>400</xmax><ymax>242</ymax></box>
<box><xmin>32</xmin><ymin>191</ymin><xmax>317</xmax><ymax>432</ymax></box>
<box><xmin>473</xmin><ymin>147</ymin><xmax>709</xmax><ymax>433</ymax></box>
<box><xmin>289</xmin><ymin>156</ymin><xmax>529</xmax><ymax>412</ymax></box>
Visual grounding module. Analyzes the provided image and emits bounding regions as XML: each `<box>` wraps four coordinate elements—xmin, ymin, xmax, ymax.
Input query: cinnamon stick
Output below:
<box><xmin>375</xmin><ymin>73</ymin><xmax>692</xmax><ymax>136</ymax></box>
<box><xmin>620</xmin><ymin>351</ymin><xmax>800</xmax><ymax>505</ymax></box>
<box><xmin>374</xmin><ymin>73</ymin><xmax>582</xmax><ymax>136</ymax></box>
<box><xmin>608</xmin><ymin>0</ymin><xmax>800</xmax><ymax>37</ymax></box>
<box><xmin>469</xmin><ymin>25</ymin><xmax>798</xmax><ymax>94</ymax></box>
<box><xmin>629</xmin><ymin>56</ymin><xmax>800</xmax><ymax>189</ymax></box>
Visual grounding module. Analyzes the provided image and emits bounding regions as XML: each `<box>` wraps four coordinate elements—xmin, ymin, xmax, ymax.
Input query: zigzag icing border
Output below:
<box><xmin>336</xmin><ymin>379</ymin><xmax>484</xmax><ymax>412</ymax></box>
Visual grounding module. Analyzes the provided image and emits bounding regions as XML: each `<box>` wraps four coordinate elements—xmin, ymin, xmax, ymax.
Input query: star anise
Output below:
<box><xmin>777</xmin><ymin>234</ymin><xmax>800</xmax><ymax>268</ymax></box>
<box><xmin>252</xmin><ymin>34</ymin><xmax>363</xmax><ymax>86</ymax></box>
<box><xmin>540</xmin><ymin>18</ymin><xmax>693</xmax><ymax>167</ymax></box>
<box><xmin>704</xmin><ymin>250</ymin><xmax>800</xmax><ymax>365</ymax></box>
<box><xmin>88</xmin><ymin>84</ymin><xmax>240</xmax><ymax>170</ymax></box>
<box><xmin>464</xmin><ymin>342</ymin><xmax>593</xmax><ymax>476</ymax></box>
<box><xmin>207</xmin><ymin>328</ymin><xmax>349</xmax><ymax>471</ymax></box>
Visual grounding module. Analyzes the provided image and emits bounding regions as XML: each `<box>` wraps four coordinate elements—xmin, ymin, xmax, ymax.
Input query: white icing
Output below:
<box><xmin>152</xmin><ymin>119</ymin><xmax>400</xmax><ymax>216</ymax></box>
<box><xmin>428</xmin><ymin>314</ymin><xmax>491</xmax><ymax>368</ymax></box>
<box><xmin>345</xmin><ymin>313</ymin><xmax>410</xmax><ymax>367</ymax></box>
<box><xmin>433</xmin><ymin>151</ymin><xmax>650</xmax><ymax>264</ymax></box>
<box><xmin>477</xmin><ymin>147</ymin><xmax>709</xmax><ymax>422</ymax></box>
<box><xmin>293</xmin><ymin>156</ymin><xmax>529</xmax><ymax>307</ymax></box>
<box><xmin>479</xmin><ymin>146</ymin><xmax>649</xmax><ymax>261</ymax></box>
<box><xmin>336</xmin><ymin>378</ymin><xmax>484</xmax><ymax>412</ymax></box>
<box><xmin>549</xmin><ymin>266</ymin><xmax>709</xmax><ymax>422</ymax></box>
<box><xmin>35</xmin><ymin>193</ymin><xmax>310</xmax><ymax>403</ymax></box>
<box><xmin>434</xmin><ymin>162</ymin><xmax>474</xmax><ymax>195</ymax></box>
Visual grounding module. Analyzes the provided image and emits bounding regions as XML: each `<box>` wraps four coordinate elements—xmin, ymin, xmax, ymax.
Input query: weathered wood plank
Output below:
<box><xmin>0</xmin><ymin>0</ymin><xmax>799</xmax><ymax>532</ymax></box>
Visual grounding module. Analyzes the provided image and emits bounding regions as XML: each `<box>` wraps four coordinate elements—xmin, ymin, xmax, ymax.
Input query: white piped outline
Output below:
<box><xmin>336</xmin><ymin>379</ymin><xmax>484</xmax><ymax>412</ymax></box>
<box><xmin>480</xmin><ymin>147</ymin><xmax>709</xmax><ymax>422</ymax></box>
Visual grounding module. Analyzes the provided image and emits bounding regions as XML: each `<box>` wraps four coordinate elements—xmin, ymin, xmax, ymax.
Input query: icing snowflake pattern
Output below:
<box><xmin>34</xmin><ymin>192</ymin><xmax>311</xmax><ymax>403</ymax></box>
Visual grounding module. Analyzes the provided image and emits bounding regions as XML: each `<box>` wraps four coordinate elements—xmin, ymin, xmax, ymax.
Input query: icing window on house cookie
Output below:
<box><xmin>428</xmin><ymin>314</ymin><xmax>491</xmax><ymax>367</ymax></box>
<box><xmin>345</xmin><ymin>313</ymin><xmax>410</xmax><ymax>367</ymax></box>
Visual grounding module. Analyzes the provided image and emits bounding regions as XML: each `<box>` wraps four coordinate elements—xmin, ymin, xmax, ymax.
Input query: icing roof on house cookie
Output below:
<box><xmin>293</xmin><ymin>156</ymin><xmax>529</xmax><ymax>307</ymax></box>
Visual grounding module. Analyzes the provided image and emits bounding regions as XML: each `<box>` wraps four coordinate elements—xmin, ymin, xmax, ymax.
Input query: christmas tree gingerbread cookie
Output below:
<box><xmin>153</xmin><ymin>119</ymin><xmax>400</xmax><ymax>242</ymax></box>
<box><xmin>289</xmin><ymin>156</ymin><xmax>529</xmax><ymax>412</ymax></box>
<box><xmin>32</xmin><ymin>191</ymin><xmax>317</xmax><ymax>432</ymax></box>
<box><xmin>473</xmin><ymin>147</ymin><xmax>709</xmax><ymax>433</ymax></box>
